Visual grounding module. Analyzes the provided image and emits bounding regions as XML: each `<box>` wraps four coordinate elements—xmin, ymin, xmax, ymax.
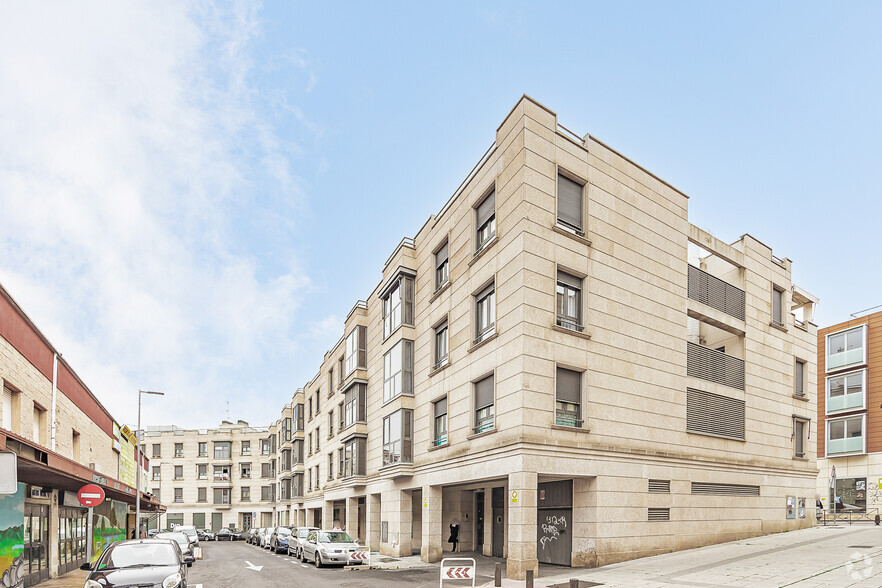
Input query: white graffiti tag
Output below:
<box><xmin>539</xmin><ymin>515</ymin><xmax>567</xmax><ymax>549</ymax></box>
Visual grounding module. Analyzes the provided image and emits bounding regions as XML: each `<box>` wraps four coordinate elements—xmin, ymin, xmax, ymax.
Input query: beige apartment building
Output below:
<box><xmin>153</xmin><ymin>95</ymin><xmax>820</xmax><ymax>579</ymax></box>
<box><xmin>142</xmin><ymin>420</ymin><xmax>278</xmax><ymax>532</ymax></box>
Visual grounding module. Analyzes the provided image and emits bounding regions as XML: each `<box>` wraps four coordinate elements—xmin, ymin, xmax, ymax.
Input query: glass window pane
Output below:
<box><xmin>829</xmin><ymin>333</ymin><xmax>845</xmax><ymax>354</ymax></box>
<box><xmin>829</xmin><ymin>377</ymin><xmax>844</xmax><ymax>397</ymax></box>
<box><xmin>830</xmin><ymin>420</ymin><xmax>845</xmax><ymax>439</ymax></box>
<box><xmin>847</xmin><ymin>329</ymin><xmax>863</xmax><ymax>351</ymax></box>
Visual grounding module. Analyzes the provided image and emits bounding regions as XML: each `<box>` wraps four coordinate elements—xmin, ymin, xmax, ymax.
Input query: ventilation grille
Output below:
<box><xmin>686</xmin><ymin>388</ymin><xmax>745</xmax><ymax>439</ymax></box>
<box><xmin>648</xmin><ymin>508</ymin><xmax>670</xmax><ymax>521</ymax></box>
<box><xmin>691</xmin><ymin>482</ymin><xmax>760</xmax><ymax>496</ymax></box>
<box><xmin>648</xmin><ymin>479</ymin><xmax>671</xmax><ymax>493</ymax></box>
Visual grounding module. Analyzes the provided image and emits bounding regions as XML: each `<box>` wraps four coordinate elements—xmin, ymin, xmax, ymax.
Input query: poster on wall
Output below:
<box><xmin>798</xmin><ymin>498</ymin><xmax>806</xmax><ymax>519</ymax></box>
<box><xmin>786</xmin><ymin>495</ymin><xmax>796</xmax><ymax>519</ymax></box>
<box><xmin>0</xmin><ymin>483</ymin><xmax>25</xmax><ymax>588</ymax></box>
<box><xmin>90</xmin><ymin>499</ymin><xmax>128</xmax><ymax>563</ymax></box>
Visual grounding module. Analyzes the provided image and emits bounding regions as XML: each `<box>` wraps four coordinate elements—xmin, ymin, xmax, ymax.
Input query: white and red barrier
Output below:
<box><xmin>440</xmin><ymin>557</ymin><xmax>476</xmax><ymax>587</ymax></box>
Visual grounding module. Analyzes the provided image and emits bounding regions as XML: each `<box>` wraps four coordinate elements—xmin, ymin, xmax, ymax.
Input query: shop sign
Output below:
<box><xmin>0</xmin><ymin>452</ymin><xmax>16</xmax><ymax>494</ymax></box>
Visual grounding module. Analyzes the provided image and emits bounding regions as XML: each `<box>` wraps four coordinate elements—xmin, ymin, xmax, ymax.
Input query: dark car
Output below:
<box><xmin>269</xmin><ymin>527</ymin><xmax>292</xmax><ymax>553</ymax></box>
<box><xmin>229</xmin><ymin>528</ymin><xmax>243</xmax><ymax>541</ymax></box>
<box><xmin>216</xmin><ymin>528</ymin><xmax>232</xmax><ymax>541</ymax></box>
<box><xmin>81</xmin><ymin>539</ymin><xmax>193</xmax><ymax>588</ymax></box>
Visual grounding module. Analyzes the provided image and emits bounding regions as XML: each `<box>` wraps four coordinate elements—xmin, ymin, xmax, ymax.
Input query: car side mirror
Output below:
<box><xmin>184</xmin><ymin>555</ymin><xmax>195</xmax><ymax>566</ymax></box>
<box><xmin>79</xmin><ymin>562</ymin><xmax>93</xmax><ymax>571</ymax></box>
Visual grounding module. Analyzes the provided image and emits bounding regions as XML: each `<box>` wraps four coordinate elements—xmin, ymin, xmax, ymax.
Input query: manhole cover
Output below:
<box><xmin>549</xmin><ymin>582</ymin><xmax>603</xmax><ymax>588</ymax></box>
<box><xmin>848</xmin><ymin>545</ymin><xmax>873</xmax><ymax>549</ymax></box>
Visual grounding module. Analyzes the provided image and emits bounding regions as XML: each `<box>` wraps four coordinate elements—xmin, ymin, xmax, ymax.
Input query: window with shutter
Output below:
<box><xmin>435</xmin><ymin>241</ymin><xmax>449</xmax><ymax>290</ymax></box>
<box><xmin>686</xmin><ymin>388</ymin><xmax>745</xmax><ymax>440</ymax></box>
<box><xmin>557</xmin><ymin>173</ymin><xmax>584</xmax><ymax>233</ymax></box>
<box><xmin>475</xmin><ymin>189</ymin><xmax>496</xmax><ymax>251</ymax></box>
<box><xmin>474</xmin><ymin>375</ymin><xmax>495</xmax><ymax>433</ymax></box>
<box><xmin>474</xmin><ymin>282</ymin><xmax>496</xmax><ymax>344</ymax></box>
<box><xmin>434</xmin><ymin>397</ymin><xmax>448</xmax><ymax>446</ymax></box>
<box><xmin>434</xmin><ymin>319</ymin><xmax>449</xmax><ymax>369</ymax></box>
<box><xmin>555</xmin><ymin>367</ymin><xmax>582</xmax><ymax>426</ymax></box>
<box><xmin>556</xmin><ymin>271</ymin><xmax>583</xmax><ymax>332</ymax></box>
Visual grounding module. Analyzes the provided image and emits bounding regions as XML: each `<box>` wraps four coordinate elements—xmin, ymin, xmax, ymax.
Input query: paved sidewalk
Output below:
<box><xmin>34</xmin><ymin>569</ymin><xmax>86</xmax><ymax>588</ymax></box>
<box><xmin>478</xmin><ymin>525</ymin><xmax>882</xmax><ymax>587</ymax></box>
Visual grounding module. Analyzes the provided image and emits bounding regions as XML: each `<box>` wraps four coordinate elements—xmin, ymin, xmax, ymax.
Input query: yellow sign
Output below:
<box><xmin>424</xmin><ymin>499</ymin><xmax>428</xmax><ymax>508</ymax></box>
<box><xmin>119</xmin><ymin>425</ymin><xmax>138</xmax><ymax>445</ymax></box>
<box><xmin>511</xmin><ymin>490</ymin><xmax>518</xmax><ymax>503</ymax></box>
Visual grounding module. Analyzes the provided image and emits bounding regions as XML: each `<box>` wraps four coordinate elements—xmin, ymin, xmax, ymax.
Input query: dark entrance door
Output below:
<box><xmin>537</xmin><ymin>480</ymin><xmax>573</xmax><ymax>566</ymax></box>
<box><xmin>211</xmin><ymin>512</ymin><xmax>223</xmax><ymax>531</ymax></box>
<box><xmin>491</xmin><ymin>487</ymin><xmax>504</xmax><ymax>558</ymax></box>
<box><xmin>58</xmin><ymin>506</ymin><xmax>88</xmax><ymax>575</ymax></box>
<box><xmin>241</xmin><ymin>513</ymin><xmax>252</xmax><ymax>531</ymax></box>
<box><xmin>23</xmin><ymin>502</ymin><xmax>49</xmax><ymax>587</ymax></box>
<box><xmin>475</xmin><ymin>491</ymin><xmax>484</xmax><ymax>549</ymax></box>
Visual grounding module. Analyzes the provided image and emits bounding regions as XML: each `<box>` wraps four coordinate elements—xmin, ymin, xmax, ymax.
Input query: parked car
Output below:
<box><xmin>269</xmin><ymin>527</ymin><xmax>292</xmax><ymax>553</ymax></box>
<box><xmin>255</xmin><ymin>528</ymin><xmax>270</xmax><ymax>548</ymax></box>
<box><xmin>81</xmin><ymin>539</ymin><xmax>194</xmax><ymax>588</ymax></box>
<box><xmin>288</xmin><ymin>526</ymin><xmax>319</xmax><ymax>558</ymax></box>
<box><xmin>197</xmin><ymin>529</ymin><xmax>215</xmax><ymax>541</ymax></box>
<box><xmin>153</xmin><ymin>532</ymin><xmax>195</xmax><ymax>558</ymax></box>
<box><xmin>244</xmin><ymin>528</ymin><xmax>258</xmax><ymax>544</ymax></box>
<box><xmin>174</xmin><ymin>525</ymin><xmax>200</xmax><ymax>547</ymax></box>
<box><xmin>300</xmin><ymin>530</ymin><xmax>366</xmax><ymax>568</ymax></box>
<box><xmin>216</xmin><ymin>528</ymin><xmax>232</xmax><ymax>541</ymax></box>
<box><xmin>229</xmin><ymin>528</ymin><xmax>243</xmax><ymax>541</ymax></box>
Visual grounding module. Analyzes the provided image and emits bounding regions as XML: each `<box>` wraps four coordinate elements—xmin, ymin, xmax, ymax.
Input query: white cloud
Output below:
<box><xmin>0</xmin><ymin>1</ymin><xmax>311</xmax><ymax>428</ymax></box>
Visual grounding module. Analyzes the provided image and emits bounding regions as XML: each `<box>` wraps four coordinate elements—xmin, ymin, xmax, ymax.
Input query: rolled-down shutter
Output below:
<box><xmin>476</xmin><ymin>190</ymin><xmax>495</xmax><ymax>227</ymax></box>
<box><xmin>556</xmin><ymin>367</ymin><xmax>581</xmax><ymax>404</ymax></box>
<box><xmin>434</xmin><ymin>397</ymin><xmax>448</xmax><ymax>418</ymax></box>
<box><xmin>436</xmin><ymin>242</ymin><xmax>448</xmax><ymax>269</ymax></box>
<box><xmin>557</xmin><ymin>174</ymin><xmax>583</xmax><ymax>230</ymax></box>
<box><xmin>475</xmin><ymin>375</ymin><xmax>494</xmax><ymax>409</ymax></box>
<box><xmin>557</xmin><ymin>270</ymin><xmax>582</xmax><ymax>290</ymax></box>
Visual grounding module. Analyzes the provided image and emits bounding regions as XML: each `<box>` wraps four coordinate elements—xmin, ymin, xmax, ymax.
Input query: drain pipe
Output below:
<box><xmin>51</xmin><ymin>352</ymin><xmax>59</xmax><ymax>451</ymax></box>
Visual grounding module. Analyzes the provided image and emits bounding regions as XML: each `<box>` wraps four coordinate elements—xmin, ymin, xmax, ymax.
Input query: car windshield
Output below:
<box><xmin>319</xmin><ymin>532</ymin><xmax>354</xmax><ymax>543</ymax></box>
<box><xmin>180</xmin><ymin>529</ymin><xmax>197</xmax><ymax>537</ymax></box>
<box><xmin>100</xmin><ymin>543</ymin><xmax>178</xmax><ymax>569</ymax></box>
<box><xmin>155</xmin><ymin>533</ymin><xmax>188</xmax><ymax>547</ymax></box>
<box><xmin>276</xmin><ymin>527</ymin><xmax>291</xmax><ymax>536</ymax></box>
<box><xmin>298</xmin><ymin>529</ymin><xmax>311</xmax><ymax>538</ymax></box>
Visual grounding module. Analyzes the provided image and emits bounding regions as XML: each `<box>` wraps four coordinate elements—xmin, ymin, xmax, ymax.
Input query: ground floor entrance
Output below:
<box><xmin>23</xmin><ymin>502</ymin><xmax>49</xmax><ymax>587</ymax></box>
<box><xmin>57</xmin><ymin>506</ymin><xmax>87</xmax><ymax>575</ymax></box>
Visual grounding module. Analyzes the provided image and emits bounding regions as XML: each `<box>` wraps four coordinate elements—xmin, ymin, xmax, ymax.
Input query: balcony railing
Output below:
<box><xmin>687</xmin><ymin>342</ymin><xmax>745</xmax><ymax>390</ymax></box>
<box><xmin>688</xmin><ymin>265</ymin><xmax>745</xmax><ymax>321</ymax></box>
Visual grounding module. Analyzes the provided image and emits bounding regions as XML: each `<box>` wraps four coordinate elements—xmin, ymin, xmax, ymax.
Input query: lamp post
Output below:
<box><xmin>136</xmin><ymin>390</ymin><xmax>164</xmax><ymax>537</ymax></box>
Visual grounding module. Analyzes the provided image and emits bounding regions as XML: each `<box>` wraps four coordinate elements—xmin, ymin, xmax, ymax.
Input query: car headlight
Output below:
<box><xmin>319</xmin><ymin>547</ymin><xmax>327</xmax><ymax>554</ymax></box>
<box><xmin>84</xmin><ymin>581</ymin><xmax>103</xmax><ymax>588</ymax></box>
<box><xmin>162</xmin><ymin>572</ymin><xmax>182</xmax><ymax>588</ymax></box>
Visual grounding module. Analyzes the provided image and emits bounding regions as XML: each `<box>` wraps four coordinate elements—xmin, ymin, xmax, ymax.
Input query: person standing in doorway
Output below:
<box><xmin>448</xmin><ymin>521</ymin><xmax>459</xmax><ymax>552</ymax></box>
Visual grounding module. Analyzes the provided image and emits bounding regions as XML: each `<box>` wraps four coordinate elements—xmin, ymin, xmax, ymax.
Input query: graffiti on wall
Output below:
<box><xmin>91</xmin><ymin>499</ymin><xmax>128</xmax><ymax>563</ymax></box>
<box><xmin>0</xmin><ymin>483</ymin><xmax>25</xmax><ymax>588</ymax></box>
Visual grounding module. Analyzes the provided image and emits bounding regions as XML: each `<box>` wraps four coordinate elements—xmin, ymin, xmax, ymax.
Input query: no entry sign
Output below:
<box><xmin>77</xmin><ymin>484</ymin><xmax>105</xmax><ymax>507</ymax></box>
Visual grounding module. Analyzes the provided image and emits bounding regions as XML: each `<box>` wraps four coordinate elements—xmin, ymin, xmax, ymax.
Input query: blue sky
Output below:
<box><xmin>0</xmin><ymin>1</ymin><xmax>879</xmax><ymax>429</ymax></box>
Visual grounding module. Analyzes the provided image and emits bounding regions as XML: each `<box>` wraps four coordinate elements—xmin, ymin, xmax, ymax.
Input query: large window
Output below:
<box><xmin>475</xmin><ymin>189</ymin><xmax>496</xmax><ymax>251</ymax></box>
<box><xmin>344</xmin><ymin>383</ymin><xmax>367</xmax><ymax>428</ymax></box>
<box><xmin>213</xmin><ymin>488</ymin><xmax>230</xmax><ymax>505</ymax></box>
<box><xmin>294</xmin><ymin>404</ymin><xmax>304</xmax><ymax>432</ymax></box>
<box><xmin>261</xmin><ymin>486</ymin><xmax>274</xmax><ymax>501</ymax></box>
<box><xmin>197</xmin><ymin>487</ymin><xmax>206</xmax><ymax>502</ymax></box>
<box><xmin>282</xmin><ymin>417</ymin><xmax>292</xmax><ymax>442</ymax></box>
<box><xmin>557</xmin><ymin>172</ymin><xmax>584</xmax><ymax>234</ymax></box>
<box><xmin>433</xmin><ymin>397</ymin><xmax>448</xmax><ymax>446</ymax></box>
<box><xmin>555</xmin><ymin>367</ymin><xmax>582</xmax><ymax>427</ymax></box>
<box><xmin>826</xmin><ymin>325</ymin><xmax>867</xmax><ymax>372</ymax></box>
<box><xmin>556</xmin><ymin>270</ymin><xmax>583</xmax><ymax>332</ymax></box>
<box><xmin>241</xmin><ymin>487</ymin><xmax>250</xmax><ymax>501</ymax></box>
<box><xmin>435</xmin><ymin>241</ymin><xmax>449</xmax><ymax>291</ymax></box>
<box><xmin>152</xmin><ymin>466</ymin><xmax>160</xmax><ymax>481</ymax></box>
<box><xmin>474</xmin><ymin>374</ymin><xmax>495</xmax><ymax>434</ymax></box>
<box><xmin>382</xmin><ymin>274</ymin><xmax>415</xmax><ymax>339</ymax></box>
<box><xmin>342</xmin><ymin>438</ymin><xmax>366</xmax><ymax>478</ymax></box>
<box><xmin>213</xmin><ymin>441</ymin><xmax>231</xmax><ymax>460</ymax></box>
<box><xmin>772</xmin><ymin>285</ymin><xmax>784</xmax><ymax>327</ymax></box>
<box><xmin>344</xmin><ymin>325</ymin><xmax>367</xmax><ymax>376</ymax></box>
<box><xmin>826</xmin><ymin>369</ymin><xmax>866</xmax><ymax>414</ymax></box>
<box><xmin>383</xmin><ymin>340</ymin><xmax>414</xmax><ymax>402</ymax></box>
<box><xmin>474</xmin><ymin>282</ymin><xmax>496</xmax><ymax>344</ymax></box>
<box><xmin>261</xmin><ymin>462</ymin><xmax>273</xmax><ymax>478</ymax></box>
<box><xmin>198</xmin><ymin>442</ymin><xmax>207</xmax><ymax>457</ymax></box>
<box><xmin>827</xmin><ymin>414</ymin><xmax>865</xmax><ymax>456</ymax></box>
<box><xmin>794</xmin><ymin>418</ymin><xmax>808</xmax><ymax>458</ymax></box>
<box><xmin>434</xmin><ymin>319</ymin><xmax>449</xmax><ymax>369</ymax></box>
<box><xmin>240</xmin><ymin>463</ymin><xmax>251</xmax><ymax>478</ymax></box>
<box><xmin>382</xmin><ymin>409</ymin><xmax>413</xmax><ymax>466</ymax></box>
<box><xmin>174</xmin><ymin>443</ymin><xmax>183</xmax><ymax>458</ymax></box>
<box><xmin>152</xmin><ymin>444</ymin><xmax>161</xmax><ymax>458</ymax></box>
<box><xmin>213</xmin><ymin>465</ymin><xmax>230</xmax><ymax>482</ymax></box>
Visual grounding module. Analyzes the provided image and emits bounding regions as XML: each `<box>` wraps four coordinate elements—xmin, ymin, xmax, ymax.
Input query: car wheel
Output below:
<box><xmin>299</xmin><ymin>548</ymin><xmax>305</xmax><ymax>562</ymax></box>
<box><xmin>315</xmin><ymin>552</ymin><xmax>322</xmax><ymax>568</ymax></box>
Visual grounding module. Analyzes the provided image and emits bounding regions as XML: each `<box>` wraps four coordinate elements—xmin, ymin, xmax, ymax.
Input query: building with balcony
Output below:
<box><xmin>142</xmin><ymin>421</ymin><xmax>276</xmax><ymax>532</ymax></box>
<box><xmin>816</xmin><ymin>309</ymin><xmax>882</xmax><ymax>512</ymax></box>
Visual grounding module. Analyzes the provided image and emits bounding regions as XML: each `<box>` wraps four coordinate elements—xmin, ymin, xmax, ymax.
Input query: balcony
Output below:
<box><xmin>687</xmin><ymin>342</ymin><xmax>745</xmax><ymax>390</ymax></box>
<box><xmin>688</xmin><ymin>265</ymin><xmax>745</xmax><ymax>321</ymax></box>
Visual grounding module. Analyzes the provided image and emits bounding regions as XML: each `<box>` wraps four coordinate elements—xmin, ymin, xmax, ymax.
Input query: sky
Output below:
<box><xmin>0</xmin><ymin>1</ymin><xmax>880</xmax><ymax>430</ymax></box>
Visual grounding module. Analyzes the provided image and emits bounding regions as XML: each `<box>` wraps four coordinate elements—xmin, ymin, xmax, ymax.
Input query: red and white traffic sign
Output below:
<box><xmin>444</xmin><ymin>566</ymin><xmax>474</xmax><ymax>579</ymax></box>
<box><xmin>440</xmin><ymin>557</ymin><xmax>476</xmax><ymax>586</ymax></box>
<box><xmin>77</xmin><ymin>484</ymin><xmax>105</xmax><ymax>507</ymax></box>
<box><xmin>350</xmin><ymin>551</ymin><xmax>368</xmax><ymax>560</ymax></box>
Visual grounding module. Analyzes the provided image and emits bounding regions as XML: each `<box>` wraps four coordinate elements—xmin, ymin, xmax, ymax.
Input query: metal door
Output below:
<box><xmin>58</xmin><ymin>506</ymin><xmax>87</xmax><ymax>574</ymax></box>
<box><xmin>23</xmin><ymin>503</ymin><xmax>49</xmax><ymax>586</ymax></box>
<box><xmin>491</xmin><ymin>487</ymin><xmax>504</xmax><ymax>558</ymax></box>
<box><xmin>475</xmin><ymin>491</ymin><xmax>484</xmax><ymax>548</ymax></box>
<box><xmin>242</xmin><ymin>513</ymin><xmax>252</xmax><ymax>530</ymax></box>
<box><xmin>211</xmin><ymin>512</ymin><xmax>223</xmax><ymax>531</ymax></box>
<box><xmin>537</xmin><ymin>480</ymin><xmax>573</xmax><ymax>566</ymax></box>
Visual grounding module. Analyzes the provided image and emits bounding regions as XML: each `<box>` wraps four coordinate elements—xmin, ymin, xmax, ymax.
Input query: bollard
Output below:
<box><xmin>495</xmin><ymin>562</ymin><xmax>502</xmax><ymax>587</ymax></box>
<box><xmin>570</xmin><ymin>579</ymin><xmax>580</xmax><ymax>588</ymax></box>
<box><xmin>875</xmin><ymin>514</ymin><xmax>880</xmax><ymax>526</ymax></box>
<box><xmin>526</xmin><ymin>569</ymin><xmax>534</xmax><ymax>588</ymax></box>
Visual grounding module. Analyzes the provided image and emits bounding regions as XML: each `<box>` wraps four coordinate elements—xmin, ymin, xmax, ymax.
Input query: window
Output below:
<box><xmin>261</xmin><ymin>439</ymin><xmax>271</xmax><ymax>455</ymax></box>
<box><xmin>316</xmin><ymin>427</ymin><xmax>320</xmax><ymax>451</ymax></box>
<box><xmin>433</xmin><ymin>397</ymin><xmax>448</xmax><ymax>446</ymax></box>
<box><xmin>174</xmin><ymin>443</ymin><xmax>183</xmax><ymax>458</ymax></box>
<box><xmin>556</xmin><ymin>270</ymin><xmax>583</xmax><ymax>332</ymax></box>
<box><xmin>152</xmin><ymin>466</ymin><xmax>160</xmax><ymax>481</ymax></box>
<box><xmin>308</xmin><ymin>397</ymin><xmax>313</xmax><ymax>420</ymax></box>
<box><xmin>794</xmin><ymin>418</ymin><xmax>808</xmax><ymax>458</ymax></box>
<box><xmin>315</xmin><ymin>391</ymin><xmax>320</xmax><ymax>414</ymax></box>
<box><xmin>294</xmin><ymin>404</ymin><xmax>304</xmax><ymax>432</ymax></box>
<box><xmin>1</xmin><ymin>385</ymin><xmax>16</xmax><ymax>431</ymax></box>
<box><xmin>197</xmin><ymin>464</ymin><xmax>207</xmax><ymax>480</ymax></box>
<box><xmin>282</xmin><ymin>417</ymin><xmax>292</xmax><ymax>442</ymax></box>
<box><xmin>213</xmin><ymin>465</ymin><xmax>230</xmax><ymax>482</ymax></box>
<box><xmin>826</xmin><ymin>414</ymin><xmax>865</xmax><ymax>456</ymax></box>
<box><xmin>772</xmin><ymin>285</ymin><xmax>784</xmax><ymax>327</ymax></box>
<box><xmin>292</xmin><ymin>474</ymin><xmax>303</xmax><ymax>498</ymax></box>
<box><xmin>344</xmin><ymin>383</ymin><xmax>367</xmax><ymax>428</ymax></box>
<box><xmin>434</xmin><ymin>319</ymin><xmax>449</xmax><ymax>369</ymax></box>
<box><xmin>338</xmin><ymin>448</ymin><xmax>344</xmax><ymax>477</ymax></box>
<box><xmin>344</xmin><ymin>325</ymin><xmax>367</xmax><ymax>376</ymax></box>
<box><xmin>72</xmin><ymin>430</ymin><xmax>80</xmax><ymax>461</ymax></box>
<box><xmin>555</xmin><ymin>367</ymin><xmax>582</xmax><ymax>427</ymax></box>
<box><xmin>474</xmin><ymin>282</ymin><xmax>496</xmax><ymax>344</ymax></box>
<box><xmin>475</xmin><ymin>189</ymin><xmax>496</xmax><ymax>251</ymax></box>
<box><xmin>328</xmin><ymin>369</ymin><xmax>334</xmax><ymax>396</ymax></box>
<box><xmin>826</xmin><ymin>325</ymin><xmax>867</xmax><ymax>372</ymax></box>
<box><xmin>383</xmin><ymin>273</ymin><xmax>415</xmax><ymax>338</ymax></box>
<box><xmin>261</xmin><ymin>462</ymin><xmax>273</xmax><ymax>478</ymax></box>
<box><xmin>435</xmin><ymin>241</ymin><xmax>449</xmax><ymax>291</ymax></box>
<box><xmin>338</xmin><ymin>402</ymin><xmax>345</xmax><ymax>431</ymax></box>
<box><xmin>152</xmin><ymin>444</ymin><xmax>161</xmax><ymax>458</ymax></box>
<box><xmin>328</xmin><ymin>411</ymin><xmax>334</xmax><ymax>437</ymax></box>
<box><xmin>338</xmin><ymin>358</ymin><xmax>344</xmax><ymax>387</ymax></box>
<box><xmin>174</xmin><ymin>488</ymin><xmax>183</xmax><ymax>503</ymax></box>
<box><xmin>214</xmin><ymin>488</ymin><xmax>231</xmax><ymax>505</ymax></box>
<box><xmin>327</xmin><ymin>453</ymin><xmax>334</xmax><ymax>480</ymax></box>
<box><xmin>826</xmin><ymin>369</ymin><xmax>866</xmax><ymax>414</ymax></box>
<box><xmin>261</xmin><ymin>486</ymin><xmax>273</xmax><ymax>502</ymax></box>
<box><xmin>198</xmin><ymin>442</ymin><xmax>207</xmax><ymax>457</ymax></box>
<box><xmin>32</xmin><ymin>404</ymin><xmax>46</xmax><ymax>445</ymax></box>
<box><xmin>382</xmin><ymin>409</ymin><xmax>413</xmax><ymax>466</ymax></box>
<box><xmin>197</xmin><ymin>487</ymin><xmax>207</xmax><ymax>502</ymax></box>
<box><xmin>557</xmin><ymin>172</ymin><xmax>584</xmax><ymax>234</ymax></box>
<box><xmin>241</xmin><ymin>487</ymin><xmax>250</xmax><ymax>501</ymax></box>
<box><xmin>474</xmin><ymin>374</ymin><xmax>495</xmax><ymax>434</ymax></box>
<box><xmin>240</xmin><ymin>463</ymin><xmax>251</xmax><ymax>478</ymax></box>
<box><xmin>308</xmin><ymin>432</ymin><xmax>312</xmax><ymax>456</ymax></box>
<box><xmin>342</xmin><ymin>438</ymin><xmax>366</xmax><ymax>478</ymax></box>
<box><xmin>213</xmin><ymin>441</ymin><xmax>231</xmax><ymax>460</ymax></box>
<box><xmin>794</xmin><ymin>359</ymin><xmax>806</xmax><ymax>397</ymax></box>
<box><xmin>383</xmin><ymin>339</ymin><xmax>414</xmax><ymax>402</ymax></box>
<box><xmin>240</xmin><ymin>440</ymin><xmax>251</xmax><ymax>456</ymax></box>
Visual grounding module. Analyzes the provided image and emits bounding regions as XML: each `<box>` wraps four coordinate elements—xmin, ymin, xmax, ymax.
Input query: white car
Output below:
<box><xmin>288</xmin><ymin>526</ymin><xmax>318</xmax><ymax>558</ymax></box>
<box><xmin>300</xmin><ymin>530</ymin><xmax>366</xmax><ymax>567</ymax></box>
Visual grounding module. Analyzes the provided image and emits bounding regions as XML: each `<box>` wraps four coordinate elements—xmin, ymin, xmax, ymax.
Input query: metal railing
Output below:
<box><xmin>818</xmin><ymin>508</ymin><xmax>880</xmax><ymax>525</ymax></box>
<box><xmin>687</xmin><ymin>342</ymin><xmax>745</xmax><ymax>390</ymax></box>
<box><xmin>687</xmin><ymin>265</ymin><xmax>745</xmax><ymax>321</ymax></box>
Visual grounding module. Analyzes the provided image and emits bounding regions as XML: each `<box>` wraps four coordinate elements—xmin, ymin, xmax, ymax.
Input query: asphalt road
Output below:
<box><xmin>188</xmin><ymin>540</ymin><xmax>464</xmax><ymax>588</ymax></box>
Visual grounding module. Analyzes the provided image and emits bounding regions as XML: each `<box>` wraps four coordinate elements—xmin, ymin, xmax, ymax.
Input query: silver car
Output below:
<box><xmin>288</xmin><ymin>526</ymin><xmax>319</xmax><ymax>558</ymax></box>
<box><xmin>300</xmin><ymin>530</ymin><xmax>366</xmax><ymax>567</ymax></box>
<box><xmin>154</xmin><ymin>531</ymin><xmax>195</xmax><ymax>558</ymax></box>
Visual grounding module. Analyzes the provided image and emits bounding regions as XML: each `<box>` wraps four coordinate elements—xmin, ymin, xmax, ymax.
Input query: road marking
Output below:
<box><xmin>244</xmin><ymin>560</ymin><xmax>264</xmax><ymax>572</ymax></box>
<box><xmin>301</xmin><ymin>564</ymin><xmax>309</xmax><ymax>568</ymax></box>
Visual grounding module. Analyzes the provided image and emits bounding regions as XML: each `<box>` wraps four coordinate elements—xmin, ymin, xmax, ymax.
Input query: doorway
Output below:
<box><xmin>57</xmin><ymin>506</ymin><xmax>87</xmax><ymax>575</ymax></box>
<box><xmin>23</xmin><ymin>502</ymin><xmax>49</xmax><ymax>587</ymax></box>
<box><xmin>537</xmin><ymin>480</ymin><xmax>573</xmax><ymax>566</ymax></box>
<box><xmin>475</xmin><ymin>491</ymin><xmax>484</xmax><ymax>549</ymax></box>
<box><xmin>241</xmin><ymin>513</ymin><xmax>252</xmax><ymax>531</ymax></box>
<box><xmin>211</xmin><ymin>513</ymin><xmax>223</xmax><ymax>531</ymax></box>
<box><xmin>491</xmin><ymin>487</ymin><xmax>504</xmax><ymax>558</ymax></box>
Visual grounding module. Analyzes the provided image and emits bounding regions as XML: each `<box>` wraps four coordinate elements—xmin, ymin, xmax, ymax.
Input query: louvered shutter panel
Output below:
<box><xmin>357</xmin><ymin>384</ymin><xmax>366</xmax><ymax>422</ymax></box>
<box><xmin>795</xmin><ymin>361</ymin><xmax>804</xmax><ymax>396</ymax></box>
<box><xmin>357</xmin><ymin>325</ymin><xmax>367</xmax><ymax>369</ymax></box>
<box><xmin>475</xmin><ymin>375</ymin><xmax>494</xmax><ymax>410</ymax></box>
<box><xmin>686</xmin><ymin>388</ymin><xmax>745</xmax><ymax>439</ymax></box>
<box><xmin>434</xmin><ymin>397</ymin><xmax>447</xmax><ymax>418</ymax></box>
<box><xmin>476</xmin><ymin>282</ymin><xmax>494</xmax><ymax>302</ymax></box>
<box><xmin>476</xmin><ymin>190</ymin><xmax>495</xmax><ymax>227</ymax></box>
<box><xmin>556</xmin><ymin>367</ymin><xmax>581</xmax><ymax>404</ymax></box>
<box><xmin>403</xmin><ymin>276</ymin><xmax>414</xmax><ymax>325</ymax></box>
<box><xmin>557</xmin><ymin>270</ymin><xmax>582</xmax><ymax>290</ymax></box>
<box><xmin>1</xmin><ymin>386</ymin><xmax>11</xmax><ymax>430</ymax></box>
<box><xmin>436</xmin><ymin>242</ymin><xmax>448</xmax><ymax>269</ymax></box>
<box><xmin>402</xmin><ymin>340</ymin><xmax>414</xmax><ymax>395</ymax></box>
<box><xmin>557</xmin><ymin>174</ymin><xmax>583</xmax><ymax>230</ymax></box>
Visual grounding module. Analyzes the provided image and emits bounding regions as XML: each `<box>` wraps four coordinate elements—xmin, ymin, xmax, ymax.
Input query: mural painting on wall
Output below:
<box><xmin>90</xmin><ymin>499</ymin><xmax>128</xmax><ymax>563</ymax></box>
<box><xmin>0</xmin><ymin>483</ymin><xmax>25</xmax><ymax>588</ymax></box>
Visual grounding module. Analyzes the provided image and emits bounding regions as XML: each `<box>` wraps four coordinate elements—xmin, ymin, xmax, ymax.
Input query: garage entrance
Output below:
<box><xmin>537</xmin><ymin>480</ymin><xmax>572</xmax><ymax>566</ymax></box>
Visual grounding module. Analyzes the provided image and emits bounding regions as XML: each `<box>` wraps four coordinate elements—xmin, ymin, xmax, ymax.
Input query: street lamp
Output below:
<box><xmin>136</xmin><ymin>390</ymin><xmax>164</xmax><ymax>537</ymax></box>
